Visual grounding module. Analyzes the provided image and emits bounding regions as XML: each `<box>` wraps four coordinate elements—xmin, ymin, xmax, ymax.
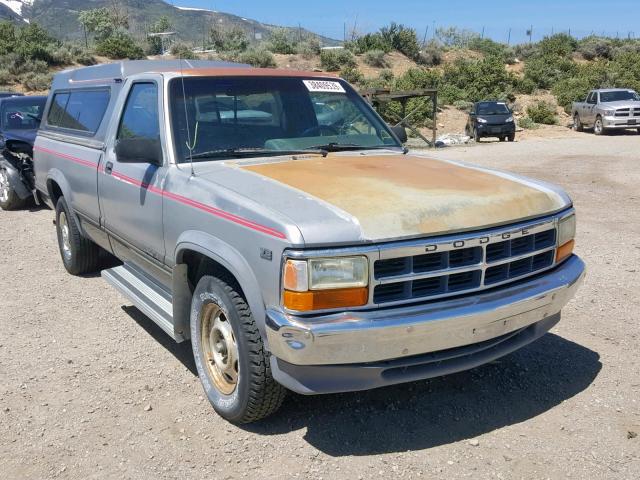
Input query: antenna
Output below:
<box><xmin>179</xmin><ymin>57</ymin><xmax>196</xmax><ymax>177</ymax></box>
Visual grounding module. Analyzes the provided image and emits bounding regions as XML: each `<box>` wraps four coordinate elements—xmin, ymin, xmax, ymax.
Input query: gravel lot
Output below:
<box><xmin>1</xmin><ymin>133</ymin><xmax>639</xmax><ymax>479</ymax></box>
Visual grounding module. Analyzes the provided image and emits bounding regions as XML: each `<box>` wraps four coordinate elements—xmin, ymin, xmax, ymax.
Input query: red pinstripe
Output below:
<box><xmin>34</xmin><ymin>146</ymin><xmax>287</xmax><ymax>239</ymax></box>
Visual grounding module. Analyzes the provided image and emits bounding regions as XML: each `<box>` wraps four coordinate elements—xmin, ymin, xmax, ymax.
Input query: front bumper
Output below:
<box><xmin>266</xmin><ymin>255</ymin><xmax>585</xmax><ymax>391</ymax></box>
<box><xmin>477</xmin><ymin>123</ymin><xmax>515</xmax><ymax>136</ymax></box>
<box><xmin>603</xmin><ymin>116</ymin><xmax>640</xmax><ymax>129</ymax></box>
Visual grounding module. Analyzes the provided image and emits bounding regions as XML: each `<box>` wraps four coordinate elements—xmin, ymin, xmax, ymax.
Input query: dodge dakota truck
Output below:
<box><xmin>572</xmin><ymin>88</ymin><xmax>640</xmax><ymax>134</ymax></box>
<box><xmin>34</xmin><ymin>60</ymin><xmax>585</xmax><ymax>423</ymax></box>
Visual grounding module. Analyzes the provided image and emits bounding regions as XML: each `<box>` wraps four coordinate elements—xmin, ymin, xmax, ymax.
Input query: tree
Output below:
<box><xmin>210</xmin><ymin>26</ymin><xmax>249</xmax><ymax>53</ymax></box>
<box><xmin>148</xmin><ymin>16</ymin><xmax>173</xmax><ymax>55</ymax></box>
<box><xmin>78</xmin><ymin>6</ymin><xmax>129</xmax><ymax>42</ymax></box>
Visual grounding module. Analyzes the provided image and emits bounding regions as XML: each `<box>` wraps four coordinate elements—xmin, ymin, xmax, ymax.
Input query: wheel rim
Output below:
<box><xmin>574</xmin><ymin>116</ymin><xmax>580</xmax><ymax>129</ymax></box>
<box><xmin>200</xmin><ymin>303</ymin><xmax>238</xmax><ymax>395</ymax></box>
<box><xmin>59</xmin><ymin>211</ymin><xmax>72</xmax><ymax>261</ymax></box>
<box><xmin>595</xmin><ymin>119</ymin><xmax>602</xmax><ymax>133</ymax></box>
<box><xmin>0</xmin><ymin>170</ymin><xmax>9</xmax><ymax>203</ymax></box>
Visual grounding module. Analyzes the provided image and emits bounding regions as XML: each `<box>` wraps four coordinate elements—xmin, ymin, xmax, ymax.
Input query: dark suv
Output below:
<box><xmin>466</xmin><ymin>101</ymin><xmax>516</xmax><ymax>142</ymax></box>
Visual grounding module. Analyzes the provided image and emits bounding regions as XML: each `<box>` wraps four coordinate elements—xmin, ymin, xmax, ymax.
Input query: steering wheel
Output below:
<box><xmin>301</xmin><ymin>124</ymin><xmax>340</xmax><ymax>137</ymax></box>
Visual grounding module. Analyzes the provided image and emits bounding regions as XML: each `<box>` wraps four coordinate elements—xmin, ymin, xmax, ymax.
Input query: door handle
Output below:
<box><xmin>104</xmin><ymin>161</ymin><xmax>113</xmax><ymax>174</ymax></box>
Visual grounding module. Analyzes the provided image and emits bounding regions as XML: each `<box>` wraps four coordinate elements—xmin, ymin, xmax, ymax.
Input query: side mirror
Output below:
<box><xmin>115</xmin><ymin>137</ymin><xmax>162</xmax><ymax>165</ymax></box>
<box><xmin>391</xmin><ymin>124</ymin><xmax>408</xmax><ymax>143</ymax></box>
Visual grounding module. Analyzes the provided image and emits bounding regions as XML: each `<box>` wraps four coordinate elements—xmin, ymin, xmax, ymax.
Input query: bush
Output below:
<box><xmin>210</xmin><ymin>27</ymin><xmax>249</xmax><ymax>53</ymax></box>
<box><xmin>453</xmin><ymin>100</ymin><xmax>474</xmax><ymax>111</ymax></box>
<box><xmin>538</xmin><ymin>33</ymin><xmax>577</xmax><ymax>57</ymax></box>
<box><xmin>526</xmin><ymin>101</ymin><xmax>558</xmax><ymax>125</ymax></box>
<box><xmin>170</xmin><ymin>42</ymin><xmax>197</xmax><ymax>59</ymax></box>
<box><xmin>0</xmin><ymin>69</ymin><xmax>11</xmax><ymax>85</ymax></box>
<box><xmin>236</xmin><ymin>48</ymin><xmax>276</xmax><ymax>68</ymax></box>
<box><xmin>380</xmin><ymin>23</ymin><xmax>421</xmax><ymax>60</ymax></box>
<box><xmin>416</xmin><ymin>40</ymin><xmax>443</xmax><ymax>66</ymax></box>
<box><xmin>296</xmin><ymin>39</ymin><xmax>321</xmax><ymax>59</ymax></box>
<box><xmin>516</xmin><ymin>77</ymin><xmax>537</xmax><ymax>94</ymax></box>
<box><xmin>552</xmin><ymin>61</ymin><xmax>608</xmax><ymax>112</ymax></box>
<box><xmin>340</xmin><ymin>65</ymin><xmax>364</xmax><ymax>84</ymax></box>
<box><xmin>523</xmin><ymin>54</ymin><xmax>577</xmax><ymax>89</ymax></box>
<box><xmin>96</xmin><ymin>32</ymin><xmax>144</xmax><ymax>59</ymax></box>
<box><xmin>23</xmin><ymin>72</ymin><xmax>52</xmax><ymax>91</ymax></box>
<box><xmin>363</xmin><ymin>49</ymin><xmax>388</xmax><ymax>68</ymax></box>
<box><xmin>518</xmin><ymin>117</ymin><xmax>539</xmax><ymax>129</ymax></box>
<box><xmin>268</xmin><ymin>28</ymin><xmax>297</xmax><ymax>54</ymax></box>
<box><xmin>347</xmin><ymin>32</ymin><xmax>391</xmax><ymax>54</ymax></box>
<box><xmin>320</xmin><ymin>49</ymin><xmax>356</xmax><ymax>71</ymax></box>
<box><xmin>441</xmin><ymin>56</ymin><xmax>518</xmax><ymax>103</ymax></box>
<box><xmin>435</xmin><ymin>26</ymin><xmax>479</xmax><ymax>48</ymax></box>
<box><xmin>577</xmin><ymin>36</ymin><xmax>613</xmax><ymax>60</ymax></box>
<box><xmin>468</xmin><ymin>37</ymin><xmax>515</xmax><ymax>63</ymax></box>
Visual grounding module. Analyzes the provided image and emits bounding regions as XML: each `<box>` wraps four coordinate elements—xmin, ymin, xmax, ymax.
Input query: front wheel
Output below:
<box><xmin>0</xmin><ymin>168</ymin><xmax>26</xmax><ymax>211</ymax></box>
<box><xmin>508</xmin><ymin>133</ymin><xmax>515</xmax><ymax>142</ymax></box>
<box><xmin>191</xmin><ymin>274</ymin><xmax>286</xmax><ymax>424</ymax></box>
<box><xmin>594</xmin><ymin>116</ymin><xmax>605</xmax><ymax>135</ymax></box>
<box><xmin>473</xmin><ymin>128</ymin><xmax>481</xmax><ymax>143</ymax></box>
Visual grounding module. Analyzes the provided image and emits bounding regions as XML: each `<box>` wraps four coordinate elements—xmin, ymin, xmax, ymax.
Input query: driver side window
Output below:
<box><xmin>118</xmin><ymin>83</ymin><xmax>159</xmax><ymax>141</ymax></box>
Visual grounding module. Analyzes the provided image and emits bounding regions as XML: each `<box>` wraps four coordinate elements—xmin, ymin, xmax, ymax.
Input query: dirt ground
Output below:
<box><xmin>1</xmin><ymin>133</ymin><xmax>639</xmax><ymax>479</ymax></box>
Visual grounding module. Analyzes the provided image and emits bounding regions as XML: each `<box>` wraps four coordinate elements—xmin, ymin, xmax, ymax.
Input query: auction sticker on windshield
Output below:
<box><xmin>303</xmin><ymin>80</ymin><xmax>346</xmax><ymax>93</ymax></box>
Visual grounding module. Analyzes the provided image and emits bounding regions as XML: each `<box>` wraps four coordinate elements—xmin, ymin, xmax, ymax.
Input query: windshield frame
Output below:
<box><xmin>167</xmin><ymin>75</ymin><xmax>403</xmax><ymax>164</ymax></box>
<box><xmin>475</xmin><ymin>102</ymin><xmax>511</xmax><ymax>115</ymax></box>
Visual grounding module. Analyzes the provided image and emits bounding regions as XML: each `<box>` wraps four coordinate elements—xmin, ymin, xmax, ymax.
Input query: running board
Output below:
<box><xmin>102</xmin><ymin>264</ymin><xmax>179</xmax><ymax>341</ymax></box>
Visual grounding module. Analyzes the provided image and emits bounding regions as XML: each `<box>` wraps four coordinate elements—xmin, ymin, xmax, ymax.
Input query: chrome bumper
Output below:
<box><xmin>603</xmin><ymin>116</ymin><xmax>639</xmax><ymax>129</ymax></box>
<box><xmin>266</xmin><ymin>255</ymin><xmax>585</xmax><ymax>365</ymax></box>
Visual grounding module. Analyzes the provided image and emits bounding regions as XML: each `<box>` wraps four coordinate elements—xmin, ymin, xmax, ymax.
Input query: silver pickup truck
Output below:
<box><xmin>572</xmin><ymin>88</ymin><xmax>640</xmax><ymax>134</ymax></box>
<box><xmin>34</xmin><ymin>60</ymin><xmax>585</xmax><ymax>423</ymax></box>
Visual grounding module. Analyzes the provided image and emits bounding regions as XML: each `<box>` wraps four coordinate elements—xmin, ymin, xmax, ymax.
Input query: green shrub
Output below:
<box><xmin>538</xmin><ymin>33</ymin><xmax>577</xmax><ymax>57</ymax></box>
<box><xmin>518</xmin><ymin>117</ymin><xmax>539</xmax><ymax>129</ymax></box>
<box><xmin>236</xmin><ymin>48</ymin><xmax>276</xmax><ymax>68</ymax></box>
<box><xmin>363</xmin><ymin>49</ymin><xmax>388</xmax><ymax>68</ymax></box>
<box><xmin>435</xmin><ymin>26</ymin><xmax>479</xmax><ymax>48</ymax></box>
<box><xmin>453</xmin><ymin>100</ymin><xmax>474</xmax><ymax>111</ymax></box>
<box><xmin>523</xmin><ymin>54</ymin><xmax>577</xmax><ymax>89</ymax></box>
<box><xmin>441</xmin><ymin>56</ymin><xmax>518</xmax><ymax>103</ymax></box>
<box><xmin>416</xmin><ymin>40</ymin><xmax>443</xmax><ymax>66</ymax></box>
<box><xmin>552</xmin><ymin>61</ymin><xmax>608</xmax><ymax>112</ymax></box>
<box><xmin>0</xmin><ymin>69</ymin><xmax>11</xmax><ymax>85</ymax></box>
<box><xmin>347</xmin><ymin>32</ymin><xmax>391</xmax><ymax>54</ymax></box>
<box><xmin>516</xmin><ymin>77</ymin><xmax>537</xmax><ymax>94</ymax></box>
<box><xmin>296</xmin><ymin>39</ymin><xmax>321</xmax><ymax>59</ymax></box>
<box><xmin>577</xmin><ymin>36</ymin><xmax>613</xmax><ymax>60</ymax></box>
<box><xmin>170</xmin><ymin>42</ymin><xmax>197</xmax><ymax>59</ymax></box>
<box><xmin>268</xmin><ymin>28</ymin><xmax>297</xmax><ymax>54</ymax></box>
<box><xmin>526</xmin><ymin>101</ymin><xmax>558</xmax><ymax>125</ymax></box>
<box><xmin>380</xmin><ymin>23</ymin><xmax>421</xmax><ymax>60</ymax></box>
<box><xmin>22</xmin><ymin>72</ymin><xmax>52</xmax><ymax>91</ymax></box>
<box><xmin>210</xmin><ymin>27</ymin><xmax>249</xmax><ymax>53</ymax></box>
<box><xmin>96</xmin><ymin>32</ymin><xmax>144</xmax><ymax>59</ymax></box>
<box><xmin>468</xmin><ymin>37</ymin><xmax>515</xmax><ymax>63</ymax></box>
<box><xmin>320</xmin><ymin>49</ymin><xmax>356</xmax><ymax>71</ymax></box>
<box><xmin>340</xmin><ymin>65</ymin><xmax>364</xmax><ymax>84</ymax></box>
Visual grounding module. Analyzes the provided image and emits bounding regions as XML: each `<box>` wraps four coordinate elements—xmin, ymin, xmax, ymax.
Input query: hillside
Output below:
<box><xmin>6</xmin><ymin>0</ymin><xmax>338</xmax><ymax>46</ymax></box>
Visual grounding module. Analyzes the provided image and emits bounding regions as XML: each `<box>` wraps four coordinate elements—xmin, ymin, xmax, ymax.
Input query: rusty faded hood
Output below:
<box><xmin>241</xmin><ymin>153</ymin><xmax>570</xmax><ymax>242</ymax></box>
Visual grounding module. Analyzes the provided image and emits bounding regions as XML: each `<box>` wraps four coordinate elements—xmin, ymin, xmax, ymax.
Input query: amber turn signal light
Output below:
<box><xmin>556</xmin><ymin>239</ymin><xmax>575</xmax><ymax>263</ymax></box>
<box><xmin>283</xmin><ymin>287</ymin><xmax>368</xmax><ymax>312</ymax></box>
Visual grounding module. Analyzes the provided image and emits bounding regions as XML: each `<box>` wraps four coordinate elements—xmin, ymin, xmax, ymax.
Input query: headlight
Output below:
<box><xmin>283</xmin><ymin>256</ymin><xmax>369</xmax><ymax>311</ymax></box>
<box><xmin>477</xmin><ymin>117</ymin><xmax>488</xmax><ymax>123</ymax></box>
<box><xmin>506</xmin><ymin>116</ymin><xmax>514</xmax><ymax>122</ymax></box>
<box><xmin>603</xmin><ymin>109</ymin><xmax>615</xmax><ymax>116</ymax></box>
<box><xmin>557</xmin><ymin>214</ymin><xmax>576</xmax><ymax>262</ymax></box>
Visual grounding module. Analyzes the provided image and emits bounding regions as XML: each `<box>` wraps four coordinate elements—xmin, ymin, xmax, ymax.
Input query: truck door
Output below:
<box><xmin>584</xmin><ymin>92</ymin><xmax>597</xmax><ymax>125</ymax></box>
<box><xmin>99</xmin><ymin>80</ymin><xmax>168</xmax><ymax>282</ymax></box>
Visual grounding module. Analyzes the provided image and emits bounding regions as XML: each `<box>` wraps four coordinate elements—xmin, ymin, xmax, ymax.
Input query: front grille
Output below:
<box><xmin>615</xmin><ymin>109</ymin><xmax>630</xmax><ymax>117</ymax></box>
<box><xmin>373</xmin><ymin>223</ymin><xmax>558</xmax><ymax>305</ymax></box>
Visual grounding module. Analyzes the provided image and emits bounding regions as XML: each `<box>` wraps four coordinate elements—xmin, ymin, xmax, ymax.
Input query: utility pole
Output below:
<box><xmin>481</xmin><ymin>26</ymin><xmax>485</xmax><ymax>39</ymax></box>
<box><xmin>422</xmin><ymin>26</ymin><xmax>429</xmax><ymax>47</ymax></box>
<box><xmin>507</xmin><ymin>27</ymin><xmax>511</xmax><ymax>45</ymax></box>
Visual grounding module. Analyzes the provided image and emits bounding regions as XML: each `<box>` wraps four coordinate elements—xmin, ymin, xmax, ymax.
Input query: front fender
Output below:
<box><xmin>0</xmin><ymin>157</ymin><xmax>31</xmax><ymax>200</ymax></box>
<box><xmin>174</xmin><ymin>231</ymin><xmax>269</xmax><ymax>348</ymax></box>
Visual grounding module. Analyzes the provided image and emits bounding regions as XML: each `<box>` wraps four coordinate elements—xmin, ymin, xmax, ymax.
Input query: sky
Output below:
<box><xmin>169</xmin><ymin>0</ymin><xmax>639</xmax><ymax>44</ymax></box>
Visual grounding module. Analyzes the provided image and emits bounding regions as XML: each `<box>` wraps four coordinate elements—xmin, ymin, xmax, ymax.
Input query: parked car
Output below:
<box><xmin>571</xmin><ymin>88</ymin><xmax>640</xmax><ymax>135</ymax></box>
<box><xmin>34</xmin><ymin>60</ymin><xmax>585</xmax><ymax>423</ymax></box>
<box><xmin>465</xmin><ymin>101</ymin><xmax>516</xmax><ymax>142</ymax></box>
<box><xmin>0</xmin><ymin>95</ymin><xmax>47</xmax><ymax>210</ymax></box>
<box><xmin>0</xmin><ymin>92</ymin><xmax>24</xmax><ymax>99</ymax></box>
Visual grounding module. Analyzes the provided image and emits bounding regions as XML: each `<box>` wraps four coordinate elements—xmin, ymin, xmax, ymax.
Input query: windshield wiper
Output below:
<box><xmin>306</xmin><ymin>143</ymin><xmax>398</xmax><ymax>152</ymax></box>
<box><xmin>189</xmin><ymin>148</ymin><xmax>327</xmax><ymax>160</ymax></box>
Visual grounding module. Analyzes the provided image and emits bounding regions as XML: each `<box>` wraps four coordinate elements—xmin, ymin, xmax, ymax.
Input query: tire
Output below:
<box><xmin>508</xmin><ymin>133</ymin><xmax>515</xmax><ymax>142</ymax></box>
<box><xmin>499</xmin><ymin>136</ymin><xmax>506</xmax><ymax>142</ymax></box>
<box><xmin>473</xmin><ymin>128</ymin><xmax>481</xmax><ymax>143</ymax></box>
<box><xmin>593</xmin><ymin>116</ymin><xmax>605</xmax><ymax>136</ymax></box>
<box><xmin>55</xmin><ymin>197</ymin><xmax>101</xmax><ymax>275</ymax></box>
<box><xmin>0</xmin><ymin>168</ymin><xmax>26</xmax><ymax>211</ymax></box>
<box><xmin>573</xmin><ymin>114</ymin><xmax>584</xmax><ymax>132</ymax></box>
<box><xmin>636</xmin><ymin>128</ymin><xmax>640</xmax><ymax>134</ymax></box>
<box><xmin>191</xmin><ymin>274</ymin><xmax>286</xmax><ymax>424</ymax></box>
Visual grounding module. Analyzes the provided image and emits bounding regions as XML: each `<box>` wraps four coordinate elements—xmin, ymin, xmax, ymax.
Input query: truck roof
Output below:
<box><xmin>592</xmin><ymin>88</ymin><xmax>636</xmax><ymax>93</ymax></box>
<box><xmin>51</xmin><ymin>60</ymin><xmax>335</xmax><ymax>90</ymax></box>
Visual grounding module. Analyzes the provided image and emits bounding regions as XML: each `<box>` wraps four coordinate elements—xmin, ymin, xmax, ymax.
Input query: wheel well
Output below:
<box><xmin>181</xmin><ymin>249</ymin><xmax>245</xmax><ymax>297</ymax></box>
<box><xmin>47</xmin><ymin>180</ymin><xmax>63</xmax><ymax>206</ymax></box>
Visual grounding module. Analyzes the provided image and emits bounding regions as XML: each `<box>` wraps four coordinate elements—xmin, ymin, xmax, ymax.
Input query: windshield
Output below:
<box><xmin>1</xmin><ymin>98</ymin><xmax>46</xmax><ymax>130</ymax></box>
<box><xmin>169</xmin><ymin>76</ymin><xmax>400</xmax><ymax>162</ymax></box>
<box><xmin>476</xmin><ymin>102</ymin><xmax>510</xmax><ymax>115</ymax></box>
<box><xmin>600</xmin><ymin>90</ymin><xmax>640</xmax><ymax>102</ymax></box>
